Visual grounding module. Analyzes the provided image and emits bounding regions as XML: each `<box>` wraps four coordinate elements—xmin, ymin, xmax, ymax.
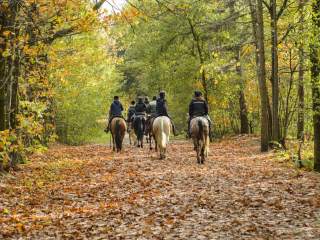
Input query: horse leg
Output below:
<box><xmin>149</xmin><ymin>134</ymin><xmax>153</xmax><ymax>150</ymax></box>
<box><xmin>155</xmin><ymin>140</ymin><xmax>158</xmax><ymax>152</ymax></box>
<box><xmin>195</xmin><ymin>143</ymin><xmax>201</xmax><ymax>164</ymax></box>
<box><xmin>201</xmin><ymin>147</ymin><xmax>205</xmax><ymax>164</ymax></box>
<box><xmin>112</xmin><ymin>135</ymin><xmax>116</xmax><ymax>152</ymax></box>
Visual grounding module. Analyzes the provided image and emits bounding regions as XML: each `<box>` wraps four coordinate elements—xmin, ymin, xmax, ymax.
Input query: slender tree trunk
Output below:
<box><xmin>10</xmin><ymin>70</ymin><xmax>19</xmax><ymax>129</ymax></box>
<box><xmin>311</xmin><ymin>0</ymin><xmax>320</xmax><ymax>172</ymax></box>
<box><xmin>297</xmin><ymin>0</ymin><xmax>305</xmax><ymax>141</ymax></box>
<box><xmin>188</xmin><ymin>18</ymin><xmax>209</xmax><ymax>102</ymax></box>
<box><xmin>235</xmin><ymin>49</ymin><xmax>249</xmax><ymax>134</ymax></box>
<box><xmin>0</xmin><ymin>84</ymin><xmax>5</xmax><ymax>131</ymax></box>
<box><xmin>270</xmin><ymin>0</ymin><xmax>280</xmax><ymax>143</ymax></box>
<box><xmin>249</xmin><ymin>0</ymin><xmax>269</xmax><ymax>151</ymax></box>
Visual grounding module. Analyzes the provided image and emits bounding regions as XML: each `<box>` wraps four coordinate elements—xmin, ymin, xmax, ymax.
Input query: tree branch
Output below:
<box><xmin>278</xmin><ymin>23</ymin><xmax>294</xmax><ymax>44</ymax></box>
<box><xmin>45</xmin><ymin>0</ymin><xmax>107</xmax><ymax>44</ymax></box>
<box><xmin>277</xmin><ymin>0</ymin><xmax>289</xmax><ymax>20</ymax></box>
<box><xmin>262</xmin><ymin>0</ymin><xmax>271</xmax><ymax>13</ymax></box>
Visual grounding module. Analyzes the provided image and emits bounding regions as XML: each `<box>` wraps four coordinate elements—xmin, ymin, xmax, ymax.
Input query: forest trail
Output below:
<box><xmin>1</xmin><ymin>136</ymin><xmax>320</xmax><ymax>239</ymax></box>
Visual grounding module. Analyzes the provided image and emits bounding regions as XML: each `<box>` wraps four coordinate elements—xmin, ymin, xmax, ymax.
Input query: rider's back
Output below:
<box><xmin>110</xmin><ymin>100</ymin><xmax>123</xmax><ymax>117</ymax></box>
<box><xmin>189</xmin><ymin>97</ymin><xmax>208</xmax><ymax>117</ymax></box>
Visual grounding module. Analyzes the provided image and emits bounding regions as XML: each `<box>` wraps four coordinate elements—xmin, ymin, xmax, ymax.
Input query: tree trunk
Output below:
<box><xmin>188</xmin><ymin>18</ymin><xmax>209</xmax><ymax>102</ymax></box>
<box><xmin>235</xmin><ymin>49</ymin><xmax>249</xmax><ymax>134</ymax></box>
<box><xmin>270</xmin><ymin>0</ymin><xmax>280</xmax><ymax>143</ymax></box>
<box><xmin>297</xmin><ymin>0</ymin><xmax>305</xmax><ymax>141</ymax></box>
<box><xmin>249</xmin><ymin>0</ymin><xmax>270</xmax><ymax>151</ymax></box>
<box><xmin>0</xmin><ymin>84</ymin><xmax>5</xmax><ymax>131</ymax></box>
<box><xmin>311</xmin><ymin>0</ymin><xmax>320</xmax><ymax>172</ymax></box>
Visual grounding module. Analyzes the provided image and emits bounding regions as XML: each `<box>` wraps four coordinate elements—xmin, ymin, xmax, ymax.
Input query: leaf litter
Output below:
<box><xmin>0</xmin><ymin>136</ymin><xmax>320</xmax><ymax>239</ymax></box>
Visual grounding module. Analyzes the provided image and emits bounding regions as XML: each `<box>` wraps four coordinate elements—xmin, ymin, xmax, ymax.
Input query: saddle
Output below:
<box><xmin>133</xmin><ymin>114</ymin><xmax>146</xmax><ymax>121</ymax></box>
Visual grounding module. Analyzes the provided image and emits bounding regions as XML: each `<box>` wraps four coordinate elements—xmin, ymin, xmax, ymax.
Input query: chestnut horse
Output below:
<box><xmin>190</xmin><ymin>116</ymin><xmax>210</xmax><ymax>164</ymax></box>
<box><xmin>110</xmin><ymin>117</ymin><xmax>127</xmax><ymax>152</ymax></box>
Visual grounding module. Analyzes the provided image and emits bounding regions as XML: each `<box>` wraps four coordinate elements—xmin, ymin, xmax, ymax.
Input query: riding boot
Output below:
<box><xmin>105</xmin><ymin>118</ymin><xmax>112</xmax><ymax>133</ymax></box>
<box><xmin>104</xmin><ymin>124</ymin><xmax>110</xmax><ymax>133</ymax></box>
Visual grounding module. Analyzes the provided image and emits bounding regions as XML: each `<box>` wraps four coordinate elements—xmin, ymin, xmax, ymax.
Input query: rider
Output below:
<box><xmin>145</xmin><ymin>96</ymin><xmax>157</xmax><ymax>134</ymax></box>
<box><xmin>156</xmin><ymin>91</ymin><xmax>177</xmax><ymax>136</ymax></box>
<box><xmin>148</xmin><ymin>96</ymin><xmax>157</xmax><ymax>117</ymax></box>
<box><xmin>127</xmin><ymin>100</ymin><xmax>136</xmax><ymax>125</ymax></box>
<box><xmin>105</xmin><ymin>96</ymin><xmax>124</xmax><ymax>133</ymax></box>
<box><xmin>135</xmin><ymin>96</ymin><xmax>147</xmax><ymax>117</ymax></box>
<box><xmin>188</xmin><ymin>90</ymin><xmax>212</xmax><ymax>141</ymax></box>
<box><xmin>144</xmin><ymin>97</ymin><xmax>150</xmax><ymax>114</ymax></box>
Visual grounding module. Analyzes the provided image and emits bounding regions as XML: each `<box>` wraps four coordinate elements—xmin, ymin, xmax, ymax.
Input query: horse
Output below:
<box><xmin>190</xmin><ymin>116</ymin><xmax>210</xmax><ymax>164</ymax></box>
<box><xmin>110</xmin><ymin>117</ymin><xmax>127</xmax><ymax>152</ymax></box>
<box><xmin>146</xmin><ymin>116</ymin><xmax>156</xmax><ymax>150</ymax></box>
<box><xmin>152</xmin><ymin>116</ymin><xmax>171</xmax><ymax>159</ymax></box>
<box><xmin>133</xmin><ymin>115</ymin><xmax>146</xmax><ymax>148</ymax></box>
<box><xmin>127</xmin><ymin>122</ymin><xmax>137</xmax><ymax>146</ymax></box>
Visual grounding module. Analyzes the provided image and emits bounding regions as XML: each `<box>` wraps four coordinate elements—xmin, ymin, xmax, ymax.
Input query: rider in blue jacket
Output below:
<box><xmin>105</xmin><ymin>96</ymin><xmax>124</xmax><ymax>133</ymax></box>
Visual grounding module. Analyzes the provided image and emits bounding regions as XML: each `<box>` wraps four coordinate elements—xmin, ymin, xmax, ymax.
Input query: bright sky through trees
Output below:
<box><xmin>102</xmin><ymin>0</ymin><xmax>126</xmax><ymax>13</ymax></box>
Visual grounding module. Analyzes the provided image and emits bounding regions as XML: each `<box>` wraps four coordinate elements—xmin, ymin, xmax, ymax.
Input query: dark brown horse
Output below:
<box><xmin>133</xmin><ymin>116</ymin><xmax>145</xmax><ymax>148</ymax></box>
<box><xmin>110</xmin><ymin>117</ymin><xmax>127</xmax><ymax>152</ymax></box>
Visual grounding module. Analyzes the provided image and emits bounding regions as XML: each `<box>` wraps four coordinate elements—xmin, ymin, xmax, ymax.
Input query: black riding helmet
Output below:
<box><xmin>152</xmin><ymin>96</ymin><xmax>157</xmax><ymax>100</ymax></box>
<box><xmin>194</xmin><ymin>91</ymin><xmax>202</xmax><ymax>97</ymax></box>
<box><xmin>159</xmin><ymin>91</ymin><xmax>165</xmax><ymax>98</ymax></box>
<box><xmin>138</xmin><ymin>96</ymin><xmax>144</xmax><ymax>103</ymax></box>
<box><xmin>131</xmin><ymin>100</ymin><xmax>135</xmax><ymax>105</ymax></box>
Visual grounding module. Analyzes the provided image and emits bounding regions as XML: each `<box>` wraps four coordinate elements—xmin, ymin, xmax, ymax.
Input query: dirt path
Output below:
<box><xmin>1</xmin><ymin>136</ymin><xmax>320</xmax><ymax>239</ymax></box>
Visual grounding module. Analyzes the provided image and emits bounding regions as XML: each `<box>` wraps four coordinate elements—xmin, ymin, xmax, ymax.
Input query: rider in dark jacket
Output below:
<box><xmin>127</xmin><ymin>100</ymin><xmax>136</xmax><ymax>123</ymax></box>
<box><xmin>135</xmin><ymin>97</ymin><xmax>147</xmax><ymax>116</ymax></box>
<box><xmin>144</xmin><ymin>97</ymin><xmax>151</xmax><ymax>115</ymax></box>
<box><xmin>105</xmin><ymin>96</ymin><xmax>124</xmax><ymax>133</ymax></box>
<box><xmin>188</xmin><ymin>91</ymin><xmax>212</xmax><ymax>140</ymax></box>
<box><xmin>148</xmin><ymin>96</ymin><xmax>157</xmax><ymax>117</ymax></box>
<box><xmin>156</xmin><ymin>91</ymin><xmax>177</xmax><ymax>135</ymax></box>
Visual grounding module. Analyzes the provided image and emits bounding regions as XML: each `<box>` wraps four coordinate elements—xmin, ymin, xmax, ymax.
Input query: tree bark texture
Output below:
<box><xmin>311</xmin><ymin>0</ymin><xmax>320</xmax><ymax>172</ymax></box>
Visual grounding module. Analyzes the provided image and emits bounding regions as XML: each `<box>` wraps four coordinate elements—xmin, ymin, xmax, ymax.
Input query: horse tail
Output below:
<box><xmin>160</xmin><ymin>118</ymin><xmax>166</xmax><ymax>149</ymax></box>
<box><xmin>115</xmin><ymin>119</ymin><xmax>122</xmax><ymax>150</ymax></box>
<box><xmin>198</xmin><ymin>119</ymin><xmax>204</xmax><ymax>141</ymax></box>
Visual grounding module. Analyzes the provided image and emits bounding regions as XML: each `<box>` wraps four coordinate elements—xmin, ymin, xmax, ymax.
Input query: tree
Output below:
<box><xmin>249</xmin><ymin>0</ymin><xmax>270</xmax><ymax>151</ymax></box>
<box><xmin>311</xmin><ymin>0</ymin><xmax>320</xmax><ymax>171</ymax></box>
<box><xmin>297</xmin><ymin>0</ymin><xmax>306</xmax><ymax>141</ymax></box>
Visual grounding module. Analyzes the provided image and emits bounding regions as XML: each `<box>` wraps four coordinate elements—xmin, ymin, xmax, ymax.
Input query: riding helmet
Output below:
<box><xmin>159</xmin><ymin>91</ymin><xmax>165</xmax><ymax>98</ymax></box>
<box><xmin>194</xmin><ymin>91</ymin><xmax>202</xmax><ymax>97</ymax></box>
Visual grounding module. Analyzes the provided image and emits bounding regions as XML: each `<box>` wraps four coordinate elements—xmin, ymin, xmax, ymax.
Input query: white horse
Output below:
<box><xmin>190</xmin><ymin>116</ymin><xmax>210</xmax><ymax>164</ymax></box>
<box><xmin>152</xmin><ymin>116</ymin><xmax>171</xmax><ymax>159</ymax></box>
